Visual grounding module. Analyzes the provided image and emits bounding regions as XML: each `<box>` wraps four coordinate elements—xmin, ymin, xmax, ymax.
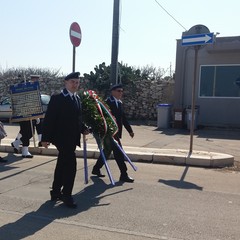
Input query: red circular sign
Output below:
<box><xmin>69</xmin><ymin>22</ymin><xmax>82</xmax><ymax>47</ymax></box>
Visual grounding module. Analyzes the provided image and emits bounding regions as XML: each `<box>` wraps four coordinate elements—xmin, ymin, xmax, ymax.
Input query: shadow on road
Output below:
<box><xmin>156</xmin><ymin>127</ymin><xmax>240</xmax><ymax>140</ymax></box>
<box><xmin>158</xmin><ymin>166</ymin><xmax>203</xmax><ymax>190</ymax></box>
<box><xmin>0</xmin><ymin>177</ymin><xmax>133</xmax><ymax>240</ymax></box>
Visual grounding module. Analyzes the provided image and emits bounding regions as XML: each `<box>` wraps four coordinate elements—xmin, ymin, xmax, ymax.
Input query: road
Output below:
<box><xmin>0</xmin><ymin>154</ymin><xmax>240</xmax><ymax>240</ymax></box>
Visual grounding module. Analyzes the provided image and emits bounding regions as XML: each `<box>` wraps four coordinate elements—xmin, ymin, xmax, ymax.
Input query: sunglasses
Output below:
<box><xmin>115</xmin><ymin>89</ymin><xmax>123</xmax><ymax>93</ymax></box>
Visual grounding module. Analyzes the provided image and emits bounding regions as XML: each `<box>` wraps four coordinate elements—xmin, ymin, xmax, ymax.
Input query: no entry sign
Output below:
<box><xmin>69</xmin><ymin>22</ymin><xmax>82</xmax><ymax>47</ymax></box>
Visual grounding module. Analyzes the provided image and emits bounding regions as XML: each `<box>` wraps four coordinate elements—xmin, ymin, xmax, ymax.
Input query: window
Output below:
<box><xmin>199</xmin><ymin>65</ymin><xmax>240</xmax><ymax>97</ymax></box>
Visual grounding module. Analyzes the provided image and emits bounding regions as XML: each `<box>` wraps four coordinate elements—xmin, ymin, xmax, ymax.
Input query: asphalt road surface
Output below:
<box><xmin>0</xmin><ymin>154</ymin><xmax>239</xmax><ymax>240</ymax></box>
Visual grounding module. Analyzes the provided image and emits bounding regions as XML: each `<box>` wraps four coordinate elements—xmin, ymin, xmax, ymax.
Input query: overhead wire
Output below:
<box><xmin>154</xmin><ymin>0</ymin><xmax>187</xmax><ymax>31</ymax></box>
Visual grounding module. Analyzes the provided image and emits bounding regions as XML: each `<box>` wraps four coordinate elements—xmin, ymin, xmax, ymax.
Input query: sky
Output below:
<box><xmin>0</xmin><ymin>0</ymin><xmax>240</xmax><ymax>77</ymax></box>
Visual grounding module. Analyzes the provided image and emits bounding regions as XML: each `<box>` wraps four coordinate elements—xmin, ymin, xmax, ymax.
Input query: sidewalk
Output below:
<box><xmin>0</xmin><ymin>123</ymin><xmax>238</xmax><ymax>168</ymax></box>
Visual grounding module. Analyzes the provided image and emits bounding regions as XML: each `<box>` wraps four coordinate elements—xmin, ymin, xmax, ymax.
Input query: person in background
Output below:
<box><xmin>41</xmin><ymin>72</ymin><xmax>89</xmax><ymax>208</ymax></box>
<box><xmin>31</xmin><ymin>75</ymin><xmax>44</xmax><ymax>147</ymax></box>
<box><xmin>11</xmin><ymin>120</ymin><xmax>33</xmax><ymax>158</ymax></box>
<box><xmin>0</xmin><ymin>120</ymin><xmax>7</xmax><ymax>163</ymax></box>
<box><xmin>92</xmin><ymin>83</ymin><xmax>135</xmax><ymax>183</ymax></box>
<box><xmin>11</xmin><ymin>75</ymin><xmax>42</xmax><ymax>157</ymax></box>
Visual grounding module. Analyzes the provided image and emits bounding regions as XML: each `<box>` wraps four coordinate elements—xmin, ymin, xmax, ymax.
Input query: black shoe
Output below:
<box><xmin>11</xmin><ymin>142</ymin><xmax>19</xmax><ymax>154</ymax></box>
<box><xmin>120</xmin><ymin>174</ymin><xmax>134</xmax><ymax>183</ymax></box>
<box><xmin>50</xmin><ymin>190</ymin><xmax>63</xmax><ymax>201</ymax></box>
<box><xmin>92</xmin><ymin>167</ymin><xmax>105</xmax><ymax>178</ymax></box>
<box><xmin>22</xmin><ymin>154</ymin><xmax>33</xmax><ymax>158</ymax></box>
<box><xmin>62</xmin><ymin>196</ymin><xmax>77</xmax><ymax>208</ymax></box>
<box><xmin>0</xmin><ymin>157</ymin><xmax>7</xmax><ymax>163</ymax></box>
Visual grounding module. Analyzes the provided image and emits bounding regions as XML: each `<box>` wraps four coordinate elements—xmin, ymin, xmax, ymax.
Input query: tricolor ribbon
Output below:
<box><xmin>98</xmin><ymin>142</ymin><xmax>115</xmax><ymax>186</ymax></box>
<box><xmin>98</xmin><ymin>101</ymin><xmax>118</xmax><ymax>137</ymax></box>
<box><xmin>112</xmin><ymin>138</ymin><xmax>137</xmax><ymax>171</ymax></box>
<box><xmin>83</xmin><ymin>135</ymin><xmax>88</xmax><ymax>184</ymax></box>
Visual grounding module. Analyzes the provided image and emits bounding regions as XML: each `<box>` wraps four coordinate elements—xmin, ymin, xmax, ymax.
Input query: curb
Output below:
<box><xmin>0</xmin><ymin>144</ymin><xmax>234</xmax><ymax>168</ymax></box>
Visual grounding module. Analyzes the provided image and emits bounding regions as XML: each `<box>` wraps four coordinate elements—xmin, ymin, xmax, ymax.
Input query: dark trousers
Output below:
<box><xmin>53</xmin><ymin>144</ymin><xmax>77</xmax><ymax>197</ymax></box>
<box><xmin>35</xmin><ymin>119</ymin><xmax>43</xmax><ymax>135</ymax></box>
<box><xmin>94</xmin><ymin>136</ymin><xmax>127</xmax><ymax>175</ymax></box>
<box><xmin>19</xmin><ymin>121</ymin><xmax>33</xmax><ymax>146</ymax></box>
<box><xmin>19</xmin><ymin>119</ymin><xmax>42</xmax><ymax>146</ymax></box>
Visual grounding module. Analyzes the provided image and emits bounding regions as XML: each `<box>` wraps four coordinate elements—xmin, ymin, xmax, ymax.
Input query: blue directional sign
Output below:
<box><xmin>182</xmin><ymin>33</ymin><xmax>214</xmax><ymax>46</ymax></box>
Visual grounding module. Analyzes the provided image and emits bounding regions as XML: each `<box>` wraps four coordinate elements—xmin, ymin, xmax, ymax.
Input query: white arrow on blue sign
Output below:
<box><xmin>182</xmin><ymin>33</ymin><xmax>214</xmax><ymax>46</ymax></box>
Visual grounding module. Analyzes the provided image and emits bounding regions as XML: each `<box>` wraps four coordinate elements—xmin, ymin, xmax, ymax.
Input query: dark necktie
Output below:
<box><xmin>72</xmin><ymin>95</ymin><xmax>78</xmax><ymax>108</ymax></box>
<box><xmin>117</xmin><ymin>101</ymin><xmax>121</xmax><ymax>111</ymax></box>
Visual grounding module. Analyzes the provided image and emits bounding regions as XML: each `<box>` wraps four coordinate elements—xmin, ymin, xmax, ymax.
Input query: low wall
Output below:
<box><xmin>0</xmin><ymin>77</ymin><xmax>174</xmax><ymax>121</ymax></box>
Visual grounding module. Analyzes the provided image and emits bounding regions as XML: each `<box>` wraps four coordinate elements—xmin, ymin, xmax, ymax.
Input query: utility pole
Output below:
<box><xmin>169</xmin><ymin>62</ymin><xmax>172</xmax><ymax>77</ymax></box>
<box><xmin>110</xmin><ymin>0</ymin><xmax>120</xmax><ymax>87</ymax></box>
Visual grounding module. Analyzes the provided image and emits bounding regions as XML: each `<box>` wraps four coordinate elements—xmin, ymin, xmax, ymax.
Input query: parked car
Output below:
<box><xmin>0</xmin><ymin>94</ymin><xmax>50</xmax><ymax>121</ymax></box>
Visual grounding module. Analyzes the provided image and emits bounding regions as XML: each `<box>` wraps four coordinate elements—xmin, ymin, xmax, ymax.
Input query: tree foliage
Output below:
<box><xmin>82</xmin><ymin>62</ymin><xmax>173</xmax><ymax>95</ymax></box>
<box><xmin>0</xmin><ymin>67</ymin><xmax>62</xmax><ymax>80</ymax></box>
<box><xmin>83</xmin><ymin>62</ymin><xmax>111</xmax><ymax>92</ymax></box>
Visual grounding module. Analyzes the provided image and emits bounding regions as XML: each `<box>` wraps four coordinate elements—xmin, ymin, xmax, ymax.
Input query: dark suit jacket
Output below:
<box><xmin>42</xmin><ymin>88</ymin><xmax>85</xmax><ymax>148</ymax></box>
<box><xmin>106</xmin><ymin>95</ymin><xmax>133</xmax><ymax>139</ymax></box>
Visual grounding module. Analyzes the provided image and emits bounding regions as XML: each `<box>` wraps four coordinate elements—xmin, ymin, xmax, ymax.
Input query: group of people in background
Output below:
<box><xmin>2</xmin><ymin>71</ymin><xmax>135</xmax><ymax>209</ymax></box>
<box><xmin>11</xmin><ymin>75</ymin><xmax>43</xmax><ymax>158</ymax></box>
<box><xmin>11</xmin><ymin>117</ymin><xmax>43</xmax><ymax>158</ymax></box>
<box><xmin>0</xmin><ymin>120</ymin><xmax>7</xmax><ymax>163</ymax></box>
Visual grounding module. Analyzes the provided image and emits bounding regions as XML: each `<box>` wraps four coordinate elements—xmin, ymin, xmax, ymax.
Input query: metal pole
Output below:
<box><xmin>110</xmin><ymin>0</ymin><xmax>120</xmax><ymax>87</ymax></box>
<box><xmin>30</xmin><ymin>119</ymin><xmax>36</xmax><ymax>148</ymax></box>
<box><xmin>189</xmin><ymin>45</ymin><xmax>200</xmax><ymax>153</ymax></box>
<box><xmin>72</xmin><ymin>46</ymin><xmax>76</xmax><ymax>72</ymax></box>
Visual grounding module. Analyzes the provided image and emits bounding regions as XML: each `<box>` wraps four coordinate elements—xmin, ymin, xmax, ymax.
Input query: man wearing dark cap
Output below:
<box><xmin>41</xmin><ymin>72</ymin><xmax>89</xmax><ymax>208</ymax></box>
<box><xmin>92</xmin><ymin>83</ymin><xmax>135</xmax><ymax>182</ymax></box>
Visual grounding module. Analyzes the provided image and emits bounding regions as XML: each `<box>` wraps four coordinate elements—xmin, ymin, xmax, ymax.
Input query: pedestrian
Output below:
<box><xmin>41</xmin><ymin>72</ymin><xmax>89</xmax><ymax>208</ymax></box>
<box><xmin>0</xmin><ymin>120</ymin><xmax>7</xmax><ymax>163</ymax></box>
<box><xmin>29</xmin><ymin>75</ymin><xmax>44</xmax><ymax>147</ymax></box>
<box><xmin>11</xmin><ymin>75</ymin><xmax>42</xmax><ymax>157</ymax></box>
<box><xmin>92</xmin><ymin>83</ymin><xmax>135</xmax><ymax>182</ymax></box>
<box><xmin>11</xmin><ymin>120</ymin><xmax>34</xmax><ymax>158</ymax></box>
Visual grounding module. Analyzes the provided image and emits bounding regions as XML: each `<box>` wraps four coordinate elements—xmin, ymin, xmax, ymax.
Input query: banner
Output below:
<box><xmin>9</xmin><ymin>81</ymin><xmax>44</xmax><ymax>122</ymax></box>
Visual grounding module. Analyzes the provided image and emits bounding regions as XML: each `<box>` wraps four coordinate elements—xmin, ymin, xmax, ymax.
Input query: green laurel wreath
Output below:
<box><xmin>81</xmin><ymin>90</ymin><xmax>118</xmax><ymax>149</ymax></box>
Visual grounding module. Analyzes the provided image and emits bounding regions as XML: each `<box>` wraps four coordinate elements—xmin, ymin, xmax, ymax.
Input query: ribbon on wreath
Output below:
<box><xmin>112</xmin><ymin>138</ymin><xmax>137</xmax><ymax>171</ymax></box>
<box><xmin>83</xmin><ymin>135</ymin><xmax>88</xmax><ymax>184</ymax></box>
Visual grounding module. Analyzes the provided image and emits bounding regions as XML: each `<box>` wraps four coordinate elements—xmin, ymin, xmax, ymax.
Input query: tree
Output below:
<box><xmin>0</xmin><ymin>67</ymin><xmax>62</xmax><ymax>80</ymax></box>
<box><xmin>83</xmin><ymin>62</ymin><xmax>111</xmax><ymax>92</ymax></box>
<box><xmin>82</xmin><ymin>62</ymin><xmax>174</xmax><ymax>96</ymax></box>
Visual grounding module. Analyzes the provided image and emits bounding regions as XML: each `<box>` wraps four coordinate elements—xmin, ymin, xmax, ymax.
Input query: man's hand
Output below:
<box><xmin>41</xmin><ymin>142</ymin><xmax>50</xmax><ymax>148</ymax></box>
<box><xmin>83</xmin><ymin>130</ymin><xmax>90</xmax><ymax>135</ymax></box>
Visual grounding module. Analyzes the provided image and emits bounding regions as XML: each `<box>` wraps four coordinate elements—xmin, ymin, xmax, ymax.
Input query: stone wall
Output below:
<box><xmin>122</xmin><ymin>79</ymin><xmax>174</xmax><ymax>120</ymax></box>
<box><xmin>0</xmin><ymin>77</ymin><xmax>174</xmax><ymax>121</ymax></box>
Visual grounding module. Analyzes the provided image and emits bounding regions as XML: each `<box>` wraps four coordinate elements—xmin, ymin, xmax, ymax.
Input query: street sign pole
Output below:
<box><xmin>72</xmin><ymin>46</ymin><xmax>76</xmax><ymax>72</ymax></box>
<box><xmin>189</xmin><ymin>45</ymin><xmax>200</xmax><ymax>153</ymax></box>
<box><xmin>181</xmin><ymin>27</ymin><xmax>214</xmax><ymax>154</ymax></box>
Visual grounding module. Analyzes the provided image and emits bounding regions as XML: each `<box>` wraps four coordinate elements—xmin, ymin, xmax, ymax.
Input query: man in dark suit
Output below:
<box><xmin>92</xmin><ymin>84</ymin><xmax>135</xmax><ymax>182</ymax></box>
<box><xmin>41</xmin><ymin>72</ymin><xmax>88</xmax><ymax>208</ymax></box>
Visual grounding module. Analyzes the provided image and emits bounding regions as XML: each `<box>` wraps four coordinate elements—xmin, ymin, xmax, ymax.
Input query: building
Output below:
<box><xmin>174</xmin><ymin>32</ymin><xmax>240</xmax><ymax>128</ymax></box>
